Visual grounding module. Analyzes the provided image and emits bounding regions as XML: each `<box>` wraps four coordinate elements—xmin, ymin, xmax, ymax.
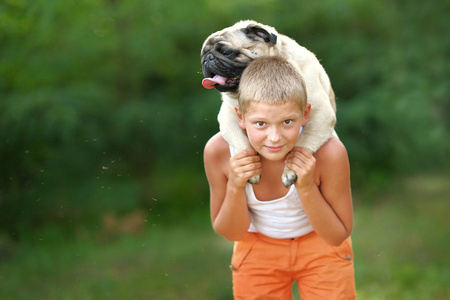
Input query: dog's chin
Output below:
<box><xmin>202</xmin><ymin>57</ymin><xmax>246</xmax><ymax>93</ymax></box>
<box><xmin>202</xmin><ymin>70</ymin><xmax>242</xmax><ymax>93</ymax></box>
<box><xmin>215</xmin><ymin>80</ymin><xmax>240</xmax><ymax>93</ymax></box>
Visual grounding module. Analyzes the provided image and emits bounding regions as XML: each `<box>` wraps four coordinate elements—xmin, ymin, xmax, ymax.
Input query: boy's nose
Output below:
<box><xmin>268</xmin><ymin>127</ymin><xmax>281</xmax><ymax>143</ymax></box>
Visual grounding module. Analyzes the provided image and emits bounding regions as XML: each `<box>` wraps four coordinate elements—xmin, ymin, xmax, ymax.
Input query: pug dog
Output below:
<box><xmin>201</xmin><ymin>20</ymin><xmax>337</xmax><ymax>187</ymax></box>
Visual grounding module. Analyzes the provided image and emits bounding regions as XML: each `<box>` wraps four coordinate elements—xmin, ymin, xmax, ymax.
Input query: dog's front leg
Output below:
<box><xmin>218</xmin><ymin>101</ymin><xmax>261</xmax><ymax>184</ymax></box>
<box><xmin>281</xmin><ymin>86</ymin><xmax>336</xmax><ymax>188</ymax></box>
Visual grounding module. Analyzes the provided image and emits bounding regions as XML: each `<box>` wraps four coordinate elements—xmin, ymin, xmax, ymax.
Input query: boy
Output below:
<box><xmin>204</xmin><ymin>57</ymin><xmax>356</xmax><ymax>299</ymax></box>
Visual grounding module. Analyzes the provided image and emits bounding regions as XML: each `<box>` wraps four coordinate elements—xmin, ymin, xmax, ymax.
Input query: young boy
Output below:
<box><xmin>204</xmin><ymin>56</ymin><xmax>356</xmax><ymax>299</ymax></box>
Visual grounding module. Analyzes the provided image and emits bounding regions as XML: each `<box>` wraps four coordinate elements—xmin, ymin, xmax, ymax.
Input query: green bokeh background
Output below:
<box><xmin>1</xmin><ymin>0</ymin><xmax>449</xmax><ymax>298</ymax></box>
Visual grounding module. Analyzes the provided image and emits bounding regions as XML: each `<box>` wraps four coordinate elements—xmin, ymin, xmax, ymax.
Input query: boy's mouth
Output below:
<box><xmin>265</xmin><ymin>145</ymin><xmax>284</xmax><ymax>153</ymax></box>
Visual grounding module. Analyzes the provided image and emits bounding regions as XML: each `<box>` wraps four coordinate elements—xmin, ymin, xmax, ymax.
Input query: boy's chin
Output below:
<box><xmin>259</xmin><ymin>150</ymin><xmax>288</xmax><ymax>161</ymax></box>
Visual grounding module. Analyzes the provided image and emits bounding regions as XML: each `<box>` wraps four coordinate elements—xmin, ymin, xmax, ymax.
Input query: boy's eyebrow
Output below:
<box><xmin>283</xmin><ymin>113</ymin><xmax>301</xmax><ymax>119</ymax></box>
<box><xmin>247</xmin><ymin>113</ymin><xmax>301</xmax><ymax>120</ymax></box>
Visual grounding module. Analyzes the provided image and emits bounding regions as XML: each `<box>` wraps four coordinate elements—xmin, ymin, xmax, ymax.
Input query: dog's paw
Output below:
<box><xmin>281</xmin><ymin>168</ymin><xmax>297</xmax><ymax>188</ymax></box>
<box><xmin>248</xmin><ymin>173</ymin><xmax>261</xmax><ymax>185</ymax></box>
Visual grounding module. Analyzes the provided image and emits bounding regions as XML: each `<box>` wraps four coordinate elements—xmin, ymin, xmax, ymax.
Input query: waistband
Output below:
<box><xmin>248</xmin><ymin>231</ymin><xmax>317</xmax><ymax>245</ymax></box>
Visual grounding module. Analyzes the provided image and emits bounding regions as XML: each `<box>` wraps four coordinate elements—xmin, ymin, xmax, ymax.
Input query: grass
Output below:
<box><xmin>0</xmin><ymin>213</ymin><xmax>234</xmax><ymax>300</ymax></box>
<box><xmin>0</xmin><ymin>174</ymin><xmax>449</xmax><ymax>299</ymax></box>
<box><xmin>352</xmin><ymin>174</ymin><xmax>450</xmax><ymax>300</ymax></box>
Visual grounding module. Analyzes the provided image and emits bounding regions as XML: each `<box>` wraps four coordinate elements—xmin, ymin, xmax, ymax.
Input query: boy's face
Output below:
<box><xmin>236</xmin><ymin>101</ymin><xmax>310</xmax><ymax>161</ymax></box>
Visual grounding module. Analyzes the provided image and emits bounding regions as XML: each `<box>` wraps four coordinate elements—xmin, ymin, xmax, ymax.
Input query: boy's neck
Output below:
<box><xmin>260</xmin><ymin>155</ymin><xmax>286</xmax><ymax>175</ymax></box>
<box><xmin>253</xmin><ymin>155</ymin><xmax>291</xmax><ymax>199</ymax></box>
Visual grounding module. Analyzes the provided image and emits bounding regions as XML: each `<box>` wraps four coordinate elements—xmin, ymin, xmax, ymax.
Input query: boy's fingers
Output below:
<box><xmin>231</xmin><ymin>151</ymin><xmax>261</xmax><ymax>171</ymax></box>
<box><xmin>291</xmin><ymin>147</ymin><xmax>312</xmax><ymax>155</ymax></box>
<box><xmin>234</xmin><ymin>150</ymin><xmax>260</xmax><ymax>163</ymax></box>
<box><xmin>236</xmin><ymin>149</ymin><xmax>257</xmax><ymax>156</ymax></box>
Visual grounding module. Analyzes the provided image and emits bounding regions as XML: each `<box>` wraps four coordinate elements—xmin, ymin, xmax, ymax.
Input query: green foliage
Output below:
<box><xmin>1</xmin><ymin>0</ymin><xmax>449</xmax><ymax>234</ymax></box>
<box><xmin>0</xmin><ymin>175</ymin><xmax>449</xmax><ymax>299</ymax></box>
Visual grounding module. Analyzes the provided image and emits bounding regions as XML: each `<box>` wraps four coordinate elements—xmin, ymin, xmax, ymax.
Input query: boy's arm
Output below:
<box><xmin>204</xmin><ymin>134</ymin><xmax>260</xmax><ymax>241</ymax></box>
<box><xmin>286</xmin><ymin>137</ymin><xmax>353</xmax><ymax>246</ymax></box>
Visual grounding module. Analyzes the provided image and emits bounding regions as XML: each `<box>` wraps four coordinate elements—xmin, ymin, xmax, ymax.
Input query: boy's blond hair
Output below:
<box><xmin>237</xmin><ymin>56</ymin><xmax>307</xmax><ymax>114</ymax></box>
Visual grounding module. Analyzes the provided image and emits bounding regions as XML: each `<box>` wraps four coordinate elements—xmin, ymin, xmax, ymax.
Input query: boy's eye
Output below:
<box><xmin>256</xmin><ymin>121</ymin><xmax>266</xmax><ymax>127</ymax></box>
<box><xmin>284</xmin><ymin>119</ymin><xmax>293</xmax><ymax>125</ymax></box>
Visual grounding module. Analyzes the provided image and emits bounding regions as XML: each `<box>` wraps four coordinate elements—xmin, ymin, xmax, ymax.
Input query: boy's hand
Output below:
<box><xmin>229</xmin><ymin>149</ymin><xmax>261</xmax><ymax>189</ymax></box>
<box><xmin>285</xmin><ymin>147</ymin><xmax>316</xmax><ymax>190</ymax></box>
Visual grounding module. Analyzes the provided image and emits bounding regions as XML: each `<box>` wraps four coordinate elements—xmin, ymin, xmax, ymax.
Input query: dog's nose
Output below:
<box><xmin>205</xmin><ymin>54</ymin><xmax>215</xmax><ymax>63</ymax></box>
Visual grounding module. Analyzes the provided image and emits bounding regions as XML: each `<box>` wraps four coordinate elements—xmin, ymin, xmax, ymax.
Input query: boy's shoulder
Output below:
<box><xmin>204</xmin><ymin>132</ymin><xmax>230</xmax><ymax>162</ymax></box>
<box><xmin>314</xmin><ymin>136</ymin><xmax>348</xmax><ymax>165</ymax></box>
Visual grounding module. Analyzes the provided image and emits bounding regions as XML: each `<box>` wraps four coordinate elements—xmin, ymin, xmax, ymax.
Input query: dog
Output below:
<box><xmin>201</xmin><ymin>20</ymin><xmax>337</xmax><ymax>187</ymax></box>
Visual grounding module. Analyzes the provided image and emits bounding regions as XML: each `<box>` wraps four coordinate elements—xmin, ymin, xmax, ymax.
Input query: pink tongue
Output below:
<box><xmin>202</xmin><ymin>75</ymin><xmax>227</xmax><ymax>89</ymax></box>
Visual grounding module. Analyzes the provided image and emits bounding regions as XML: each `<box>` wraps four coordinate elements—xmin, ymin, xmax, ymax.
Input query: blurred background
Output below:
<box><xmin>1</xmin><ymin>0</ymin><xmax>449</xmax><ymax>299</ymax></box>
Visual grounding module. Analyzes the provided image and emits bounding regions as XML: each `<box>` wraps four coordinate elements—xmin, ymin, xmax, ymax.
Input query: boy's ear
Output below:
<box><xmin>301</xmin><ymin>103</ymin><xmax>311</xmax><ymax>127</ymax></box>
<box><xmin>235</xmin><ymin>105</ymin><xmax>246</xmax><ymax>130</ymax></box>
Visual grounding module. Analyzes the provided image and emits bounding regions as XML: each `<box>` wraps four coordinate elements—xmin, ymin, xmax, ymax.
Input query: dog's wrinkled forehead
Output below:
<box><xmin>201</xmin><ymin>21</ymin><xmax>278</xmax><ymax>55</ymax></box>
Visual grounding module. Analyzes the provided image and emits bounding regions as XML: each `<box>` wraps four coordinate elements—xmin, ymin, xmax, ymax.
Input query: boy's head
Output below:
<box><xmin>237</xmin><ymin>56</ymin><xmax>307</xmax><ymax>115</ymax></box>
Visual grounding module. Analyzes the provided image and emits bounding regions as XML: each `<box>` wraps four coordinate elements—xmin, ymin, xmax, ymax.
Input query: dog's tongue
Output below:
<box><xmin>202</xmin><ymin>75</ymin><xmax>227</xmax><ymax>89</ymax></box>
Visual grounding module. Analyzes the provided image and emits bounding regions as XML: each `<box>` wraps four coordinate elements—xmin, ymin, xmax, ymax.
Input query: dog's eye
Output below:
<box><xmin>220</xmin><ymin>48</ymin><xmax>232</xmax><ymax>56</ymax></box>
<box><xmin>215</xmin><ymin>43</ymin><xmax>236</xmax><ymax>57</ymax></box>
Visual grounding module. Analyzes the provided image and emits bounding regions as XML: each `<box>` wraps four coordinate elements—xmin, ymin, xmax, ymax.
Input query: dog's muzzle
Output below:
<box><xmin>201</xmin><ymin>46</ymin><xmax>248</xmax><ymax>93</ymax></box>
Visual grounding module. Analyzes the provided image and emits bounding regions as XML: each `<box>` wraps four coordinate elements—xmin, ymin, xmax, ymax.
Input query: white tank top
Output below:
<box><xmin>245</xmin><ymin>183</ymin><xmax>314</xmax><ymax>239</ymax></box>
<box><xmin>229</xmin><ymin>142</ymin><xmax>314</xmax><ymax>239</ymax></box>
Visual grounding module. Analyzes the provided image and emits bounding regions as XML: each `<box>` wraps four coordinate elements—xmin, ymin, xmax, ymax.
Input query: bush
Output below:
<box><xmin>1</xmin><ymin>0</ymin><xmax>449</xmax><ymax>236</ymax></box>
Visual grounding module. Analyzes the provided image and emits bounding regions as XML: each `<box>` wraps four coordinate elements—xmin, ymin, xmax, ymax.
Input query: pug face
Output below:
<box><xmin>201</xmin><ymin>20</ymin><xmax>278</xmax><ymax>93</ymax></box>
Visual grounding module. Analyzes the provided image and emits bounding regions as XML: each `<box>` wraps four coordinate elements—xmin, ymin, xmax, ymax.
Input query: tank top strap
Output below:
<box><xmin>229</xmin><ymin>145</ymin><xmax>236</xmax><ymax>157</ymax></box>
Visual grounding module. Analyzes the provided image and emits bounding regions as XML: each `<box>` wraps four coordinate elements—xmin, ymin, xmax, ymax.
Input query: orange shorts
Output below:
<box><xmin>230</xmin><ymin>231</ymin><xmax>356</xmax><ymax>300</ymax></box>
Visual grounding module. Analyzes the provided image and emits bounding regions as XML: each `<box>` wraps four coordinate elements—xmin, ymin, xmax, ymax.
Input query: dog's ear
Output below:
<box><xmin>242</xmin><ymin>25</ymin><xmax>277</xmax><ymax>45</ymax></box>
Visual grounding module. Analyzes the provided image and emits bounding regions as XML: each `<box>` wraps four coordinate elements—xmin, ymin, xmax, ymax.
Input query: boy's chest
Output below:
<box><xmin>252</xmin><ymin>170</ymin><xmax>290</xmax><ymax>201</ymax></box>
<box><xmin>252</xmin><ymin>161</ymin><xmax>321</xmax><ymax>201</ymax></box>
